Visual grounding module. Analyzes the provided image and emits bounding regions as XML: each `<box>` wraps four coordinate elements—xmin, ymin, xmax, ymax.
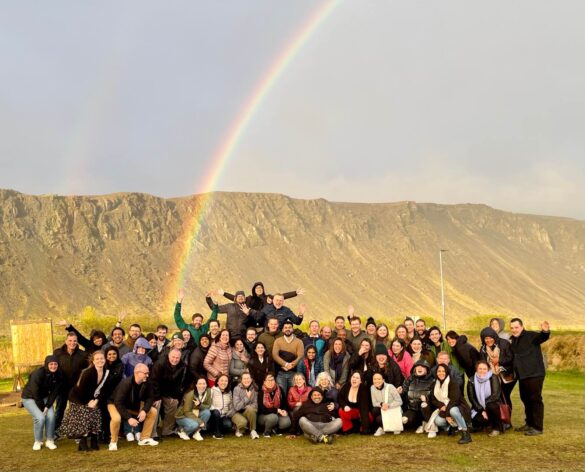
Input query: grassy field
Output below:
<box><xmin>0</xmin><ymin>371</ymin><xmax>583</xmax><ymax>472</ymax></box>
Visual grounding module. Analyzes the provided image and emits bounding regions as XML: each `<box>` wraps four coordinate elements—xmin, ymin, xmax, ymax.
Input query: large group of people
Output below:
<box><xmin>21</xmin><ymin>281</ymin><xmax>551</xmax><ymax>452</ymax></box>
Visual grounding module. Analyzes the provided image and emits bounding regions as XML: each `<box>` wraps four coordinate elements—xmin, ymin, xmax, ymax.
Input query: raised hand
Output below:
<box><xmin>298</xmin><ymin>303</ymin><xmax>307</xmax><ymax>317</ymax></box>
<box><xmin>119</xmin><ymin>311</ymin><xmax>128</xmax><ymax>322</ymax></box>
<box><xmin>347</xmin><ymin>305</ymin><xmax>355</xmax><ymax>317</ymax></box>
<box><xmin>217</xmin><ymin>288</ymin><xmax>225</xmax><ymax>296</ymax></box>
<box><xmin>296</xmin><ymin>288</ymin><xmax>305</xmax><ymax>296</ymax></box>
<box><xmin>177</xmin><ymin>289</ymin><xmax>185</xmax><ymax>303</ymax></box>
<box><xmin>240</xmin><ymin>304</ymin><xmax>251</xmax><ymax>316</ymax></box>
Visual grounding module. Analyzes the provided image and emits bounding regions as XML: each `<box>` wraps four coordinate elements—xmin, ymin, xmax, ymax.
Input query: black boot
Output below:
<box><xmin>90</xmin><ymin>434</ymin><xmax>99</xmax><ymax>450</ymax></box>
<box><xmin>458</xmin><ymin>430</ymin><xmax>472</xmax><ymax>444</ymax></box>
<box><xmin>78</xmin><ymin>437</ymin><xmax>89</xmax><ymax>452</ymax></box>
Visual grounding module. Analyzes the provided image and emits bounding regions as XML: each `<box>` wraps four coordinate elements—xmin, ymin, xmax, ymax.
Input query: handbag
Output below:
<box><xmin>499</xmin><ymin>367</ymin><xmax>515</xmax><ymax>384</ymax></box>
<box><xmin>381</xmin><ymin>385</ymin><xmax>404</xmax><ymax>432</ymax></box>
<box><xmin>499</xmin><ymin>390</ymin><xmax>511</xmax><ymax>424</ymax></box>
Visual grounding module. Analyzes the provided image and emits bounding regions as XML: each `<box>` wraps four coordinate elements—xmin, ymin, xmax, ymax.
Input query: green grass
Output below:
<box><xmin>0</xmin><ymin>371</ymin><xmax>583</xmax><ymax>472</ymax></box>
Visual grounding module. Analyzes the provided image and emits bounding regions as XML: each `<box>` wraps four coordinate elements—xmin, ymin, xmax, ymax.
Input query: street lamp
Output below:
<box><xmin>439</xmin><ymin>249</ymin><xmax>448</xmax><ymax>331</ymax></box>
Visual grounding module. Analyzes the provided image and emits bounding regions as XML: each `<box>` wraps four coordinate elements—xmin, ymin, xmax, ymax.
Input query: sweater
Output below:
<box><xmin>173</xmin><ymin>301</ymin><xmax>218</xmax><ymax>344</ymax></box>
<box><xmin>272</xmin><ymin>335</ymin><xmax>304</xmax><ymax>368</ymax></box>
<box><xmin>370</xmin><ymin>383</ymin><xmax>403</xmax><ymax>409</ymax></box>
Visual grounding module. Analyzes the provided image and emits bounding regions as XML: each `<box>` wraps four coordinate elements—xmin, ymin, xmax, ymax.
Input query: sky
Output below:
<box><xmin>1</xmin><ymin>0</ymin><xmax>584</xmax><ymax>219</ymax></box>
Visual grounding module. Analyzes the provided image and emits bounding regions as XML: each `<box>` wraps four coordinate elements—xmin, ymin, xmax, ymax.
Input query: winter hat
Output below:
<box><xmin>172</xmin><ymin>332</ymin><xmax>184</xmax><ymax>341</ymax></box>
<box><xmin>134</xmin><ymin>337</ymin><xmax>152</xmax><ymax>351</ymax></box>
<box><xmin>374</xmin><ymin>343</ymin><xmax>388</xmax><ymax>356</ymax></box>
<box><xmin>44</xmin><ymin>355</ymin><xmax>59</xmax><ymax>367</ymax></box>
<box><xmin>235</xmin><ymin>290</ymin><xmax>246</xmax><ymax>298</ymax></box>
<box><xmin>366</xmin><ymin>317</ymin><xmax>376</xmax><ymax>329</ymax></box>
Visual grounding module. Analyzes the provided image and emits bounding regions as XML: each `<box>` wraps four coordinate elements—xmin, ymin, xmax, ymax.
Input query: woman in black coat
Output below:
<box><xmin>21</xmin><ymin>355</ymin><xmax>63</xmax><ymax>450</ymax></box>
<box><xmin>188</xmin><ymin>334</ymin><xmax>211</xmax><ymax>382</ymax></box>
<box><xmin>467</xmin><ymin>360</ymin><xmax>503</xmax><ymax>435</ymax></box>
<box><xmin>247</xmin><ymin>342</ymin><xmax>275</xmax><ymax>387</ymax></box>
<box><xmin>479</xmin><ymin>326</ymin><xmax>516</xmax><ymax>411</ymax></box>
<box><xmin>337</xmin><ymin>371</ymin><xmax>372</xmax><ymax>434</ymax></box>
<box><xmin>445</xmin><ymin>331</ymin><xmax>480</xmax><ymax>379</ymax></box>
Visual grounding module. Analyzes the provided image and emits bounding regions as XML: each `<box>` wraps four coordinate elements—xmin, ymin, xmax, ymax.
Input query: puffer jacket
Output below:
<box><xmin>209</xmin><ymin>386</ymin><xmax>235</xmax><ymax>417</ymax></box>
<box><xmin>203</xmin><ymin>342</ymin><xmax>232</xmax><ymax>381</ymax></box>
<box><xmin>232</xmin><ymin>383</ymin><xmax>259</xmax><ymax>412</ymax></box>
<box><xmin>402</xmin><ymin>360</ymin><xmax>435</xmax><ymax>411</ymax></box>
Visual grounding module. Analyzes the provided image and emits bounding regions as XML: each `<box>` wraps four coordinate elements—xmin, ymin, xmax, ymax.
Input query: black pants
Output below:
<box><xmin>518</xmin><ymin>376</ymin><xmax>545</xmax><ymax>431</ymax></box>
<box><xmin>471</xmin><ymin>402</ymin><xmax>502</xmax><ymax>431</ymax></box>
<box><xmin>403</xmin><ymin>406</ymin><xmax>431</xmax><ymax>430</ymax></box>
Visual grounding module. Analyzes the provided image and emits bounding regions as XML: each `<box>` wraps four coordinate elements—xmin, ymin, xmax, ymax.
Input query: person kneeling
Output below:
<box><xmin>295</xmin><ymin>387</ymin><xmax>342</xmax><ymax>444</ymax></box>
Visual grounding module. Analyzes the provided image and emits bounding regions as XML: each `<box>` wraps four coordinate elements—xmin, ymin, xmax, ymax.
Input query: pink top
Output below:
<box><xmin>389</xmin><ymin>349</ymin><xmax>413</xmax><ymax>379</ymax></box>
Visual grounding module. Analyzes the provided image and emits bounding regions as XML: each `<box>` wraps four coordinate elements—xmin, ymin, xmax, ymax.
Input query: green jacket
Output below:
<box><xmin>173</xmin><ymin>302</ymin><xmax>218</xmax><ymax>344</ymax></box>
<box><xmin>176</xmin><ymin>388</ymin><xmax>212</xmax><ymax>420</ymax></box>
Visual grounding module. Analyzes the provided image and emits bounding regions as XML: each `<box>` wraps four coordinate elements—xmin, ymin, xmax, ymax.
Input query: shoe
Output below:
<box><xmin>193</xmin><ymin>431</ymin><xmax>204</xmax><ymax>441</ymax></box>
<box><xmin>90</xmin><ymin>435</ymin><xmax>99</xmax><ymax>450</ymax></box>
<box><xmin>374</xmin><ymin>427</ymin><xmax>385</xmax><ymax>437</ymax></box>
<box><xmin>458</xmin><ymin>430</ymin><xmax>472</xmax><ymax>444</ymax></box>
<box><xmin>322</xmin><ymin>434</ymin><xmax>335</xmax><ymax>445</ymax></box>
<box><xmin>32</xmin><ymin>441</ymin><xmax>42</xmax><ymax>451</ymax></box>
<box><xmin>177</xmin><ymin>430</ymin><xmax>190</xmax><ymax>441</ymax></box>
<box><xmin>137</xmin><ymin>438</ymin><xmax>159</xmax><ymax>446</ymax></box>
<box><xmin>263</xmin><ymin>431</ymin><xmax>271</xmax><ymax>438</ymax></box>
<box><xmin>126</xmin><ymin>432</ymin><xmax>135</xmax><ymax>442</ymax></box>
<box><xmin>427</xmin><ymin>431</ymin><xmax>437</xmax><ymax>439</ymax></box>
<box><xmin>524</xmin><ymin>428</ymin><xmax>543</xmax><ymax>436</ymax></box>
<box><xmin>415</xmin><ymin>423</ymin><xmax>425</xmax><ymax>434</ymax></box>
<box><xmin>250</xmin><ymin>430</ymin><xmax>259</xmax><ymax>440</ymax></box>
<box><xmin>78</xmin><ymin>437</ymin><xmax>89</xmax><ymax>452</ymax></box>
<box><xmin>235</xmin><ymin>430</ymin><xmax>243</xmax><ymax>438</ymax></box>
<box><xmin>108</xmin><ymin>442</ymin><xmax>117</xmax><ymax>451</ymax></box>
<box><xmin>393</xmin><ymin>431</ymin><xmax>401</xmax><ymax>435</ymax></box>
<box><xmin>135</xmin><ymin>432</ymin><xmax>141</xmax><ymax>441</ymax></box>
<box><xmin>45</xmin><ymin>440</ymin><xmax>57</xmax><ymax>450</ymax></box>
<box><xmin>503</xmin><ymin>423</ymin><xmax>512</xmax><ymax>431</ymax></box>
<box><xmin>212</xmin><ymin>434</ymin><xmax>224</xmax><ymax>439</ymax></box>
<box><xmin>309</xmin><ymin>434</ymin><xmax>320</xmax><ymax>444</ymax></box>
<box><xmin>402</xmin><ymin>416</ymin><xmax>408</xmax><ymax>424</ymax></box>
<box><xmin>488</xmin><ymin>430</ymin><xmax>500</xmax><ymax>437</ymax></box>
<box><xmin>515</xmin><ymin>424</ymin><xmax>531</xmax><ymax>432</ymax></box>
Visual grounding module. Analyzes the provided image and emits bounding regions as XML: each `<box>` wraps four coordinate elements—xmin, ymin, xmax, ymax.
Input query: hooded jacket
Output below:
<box><xmin>188</xmin><ymin>336</ymin><xmax>210</xmax><ymax>381</ymax></box>
<box><xmin>121</xmin><ymin>337</ymin><xmax>153</xmax><ymax>378</ymax></box>
<box><xmin>479</xmin><ymin>327</ymin><xmax>514</xmax><ymax>373</ymax></box>
<box><xmin>450</xmin><ymin>335</ymin><xmax>481</xmax><ymax>378</ymax></box>
<box><xmin>222</xmin><ymin>282</ymin><xmax>298</xmax><ymax>311</ymax></box>
<box><xmin>22</xmin><ymin>355</ymin><xmax>63</xmax><ymax>411</ymax></box>
<box><xmin>490</xmin><ymin>318</ymin><xmax>511</xmax><ymax>342</ymax></box>
<box><xmin>402</xmin><ymin>360</ymin><xmax>435</xmax><ymax>411</ymax></box>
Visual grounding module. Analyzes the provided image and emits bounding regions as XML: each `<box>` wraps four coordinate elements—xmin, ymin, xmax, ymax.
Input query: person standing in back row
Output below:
<box><xmin>509</xmin><ymin>318</ymin><xmax>550</xmax><ymax>436</ymax></box>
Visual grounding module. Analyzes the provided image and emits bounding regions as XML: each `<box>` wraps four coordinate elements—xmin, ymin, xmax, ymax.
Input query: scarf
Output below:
<box><xmin>262</xmin><ymin>383</ymin><xmax>281</xmax><ymax>409</ymax></box>
<box><xmin>235</xmin><ymin>349</ymin><xmax>249</xmax><ymax>364</ymax></box>
<box><xmin>485</xmin><ymin>344</ymin><xmax>501</xmax><ymax>373</ymax></box>
<box><xmin>433</xmin><ymin>376</ymin><xmax>451</xmax><ymax>405</ymax></box>
<box><xmin>303</xmin><ymin>358</ymin><xmax>316</xmax><ymax>386</ymax></box>
<box><xmin>330</xmin><ymin>352</ymin><xmax>345</xmax><ymax>382</ymax></box>
<box><xmin>474</xmin><ymin>370</ymin><xmax>493</xmax><ymax>409</ymax></box>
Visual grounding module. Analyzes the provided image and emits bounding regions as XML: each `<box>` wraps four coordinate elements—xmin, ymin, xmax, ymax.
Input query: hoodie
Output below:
<box><xmin>121</xmin><ymin>337</ymin><xmax>153</xmax><ymax>377</ymax></box>
<box><xmin>489</xmin><ymin>318</ymin><xmax>511</xmax><ymax>342</ymax></box>
<box><xmin>479</xmin><ymin>327</ymin><xmax>514</xmax><ymax>374</ymax></box>
<box><xmin>22</xmin><ymin>355</ymin><xmax>63</xmax><ymax>411</ymax></box>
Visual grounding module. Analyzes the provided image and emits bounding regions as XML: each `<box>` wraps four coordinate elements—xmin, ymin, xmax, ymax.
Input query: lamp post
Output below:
<box><xmin>439</xmin><ymin>249</ymin><xmax>448</xmax><ymax>331</ymax></box>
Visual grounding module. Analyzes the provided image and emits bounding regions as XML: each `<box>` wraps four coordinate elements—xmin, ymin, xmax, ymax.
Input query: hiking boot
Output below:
<box><xmin>524</xmin><ymin>428</ymin><xmax>543</xmax><ymax>436</ymax></box>
<box><xmin>458</xmin><ymin>430</ymin><xmax>472</xmax><ymax>444</ymax></box>
<box><xmin>90</xmin><ymin>435</ymin><xmax>99</xmax><ymax>450</ymax></box>
<box><xmin>78</xmin><ymin>437</ymin><xmax>89</xmax><ymax>452</ymax></box>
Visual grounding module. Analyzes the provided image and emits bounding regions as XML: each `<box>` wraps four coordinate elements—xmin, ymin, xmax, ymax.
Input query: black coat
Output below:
<box><xmin>151</xmin><ymin>357</ymin><xmax>187</xmax><ymax>400</ymax></box>
<box><xmin>247</xmin><ymin>355</ymin><xmax>275</xmax><ymax>387</ymax></box>
<box><xmin>68</xmin><ymin>366</ymin><xmax>113</xmax><ymax>406</ymax></box>
<box><xmin>52</xmin><ymin>345</ymin><xmax>89</xmax><ymax>390</ymax></box>
<box><xmin>479</xmin><ymin>327</ymin><xmax>514</xmax><ymax>373</ymax></box>
<box><xmin>510</xmin><ymin>329</ymin><xmax>550</xmax><ymax>379</ymax></box>
<box><xmin>467</xmin><ymin>374</ymin><xmax>502</xmax><ymax>414</ymax></box>
<box><xmin>371</xmin><ymin>358</ymin><xmax>404</xmax><ymax>389</ymax></box>
<box><xmin>110</xmin><ymin>376</ymin><xmax>155</xmax><ymax>420</ymax></box>
<box><xmin>337</xmin><ymin>383</ymin><xmax>371</xmax><ymax>432</ymax></box>
<box><xmin>22</xmin><ymin>363</ymin><xmax>63</xmax><ymax>411</ymax></box>
<box><xmin>429</xmin><ymin>376</ymin><xmax>471</xmax><ymax>422</ymax></box>
<box><xmin>451</xmin><ymin>335</ymin><xmax>480</xmax><ymax>378</ymax></box>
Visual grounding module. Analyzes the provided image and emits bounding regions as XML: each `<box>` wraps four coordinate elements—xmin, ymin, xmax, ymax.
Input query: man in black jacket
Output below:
<box><xmin>52</xmin><ymin>332</ymin><xmax>88</xmax><ymax>429</ymax></box>
<box><xmin>510</xmin><ymin>318</ymin><xmax>550</xmax><ymax>436</ymax></box>
<box><xmin>150</xmin><ymin>348</ymin><xmax>187</xmax><ymax>438</ymax></box>
<box><xmin>108</xmin><ymin>363</ymin><xmax>158</xmax><ymax>449</ymax></box>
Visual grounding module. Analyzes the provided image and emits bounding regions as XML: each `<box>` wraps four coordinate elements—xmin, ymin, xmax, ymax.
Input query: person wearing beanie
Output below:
<box><xmin>365</xmin><ymin>317</ymin><xmax>377</xmax><ymax>341</ymax></box>
<box><xmin>219</xmin><ymin>282</ymin><xmax>304</xmax><ymax>312</ymax></box>
<box><xmin>206</xmin><ymin>290</ymin><xmax>258</xmax><ymax>341</ymax></box>
<box><xmin>22</xmin><ymin>355</ymin><xmax>63</xmax><ymax>451</ymax></box>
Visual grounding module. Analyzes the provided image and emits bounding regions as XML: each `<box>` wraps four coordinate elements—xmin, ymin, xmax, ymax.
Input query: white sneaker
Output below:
<box><xmin>393</xmin><ymin>431</ymin><xmax>401</xmax><ymax>435</ymax></box>
<box><xmin>137</xmin><ymin>438</ymin><xmax>159</xmax><ymax>446</ymax></box>
<box><xmin>235</xmin><ymin>430</ymin><xmax>243</xmax><ymax>438</ymax></box>
<box><xmin>374</xmin><ymin>427</ymin><xmax>385</xmax><ymax>437</ymax></box>
<box><xmin>45</xmin><ymin>440</ymin><xmax>57</xmax><ymax>450</ymax></box>
<box><xmin>108</xmin><ymin>442</ymin><xmax>117</xmax><ymax>451</ymax></box>
<box><xmin>415</xmin><ymin>425</ymin><xmax>424</xmax><ymax>434</ymax></box>
<box><xmin>135</xmin><ymin>432</ymin><xmax>141</xmax><ymax>441</ymax></box>
<box><xmin>126</xmin><ymin>432</ymin><xmax>135</xmax><ymax>442</ymax></box>
<box><xmin>250</xmin><ymin>430</ymin><xmax>259</xmax><ymax>440</ymax></box>
<box><xmin>177</xmin><ymin>430</ymin><xmax>190</xmax><ymax>441</ymax></box>
<box><xmin>32</xmin><ymin>441</ymin><xmax>42</xmax><ymax>451</ymax></box>
<box><xmin>428</xmin><ymin>431</ymin><xmax>437</xmax><ymax>439</ymax></box>
<box><xmin>193</xmin><ymin>431</ymin><xmax>204</xmax><ymax>441</ymax></box>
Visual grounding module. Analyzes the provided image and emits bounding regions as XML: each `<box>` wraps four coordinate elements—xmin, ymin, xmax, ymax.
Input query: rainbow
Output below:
<box><xmin>163</xmin><ymin>0</ymin><xmax>340</xmax><ymax>310</ymax></box>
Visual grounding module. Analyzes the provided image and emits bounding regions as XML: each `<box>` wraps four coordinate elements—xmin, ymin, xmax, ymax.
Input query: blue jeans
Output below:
<box><xmin>434</xmin><ymin>406</ymin><xmax>467</xmax><ymax>431</ymax></box>
<box><xmin>176</xmin><ymin>417</ymin><xmax>203</xmax><ymax>435</ymax></box>
<box><xmin>23</xmin><ymin>398</ymin><xmax>55</xmax><ymax>442</ymax></box>
<box><xmin>276</xmin><ymin>371</ymin><xmax>295</xmax><ymax>394</ymax></box>
<box><xmin>198</xmin><ymin>409</ymin><xmax>211</xmax><ymax>429</ymax></box>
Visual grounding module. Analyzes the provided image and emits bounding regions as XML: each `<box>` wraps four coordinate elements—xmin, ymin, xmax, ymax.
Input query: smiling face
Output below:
<box><xmin>416</xmin><ymin>320</ymin><xmax>426</xmax><ymax>335</ymax></box>
<box><xmin>350</xmin><ymin>319</ymin><xmax>361</xmax><ymax>335</ymax></box>
<box><xmin>360</xmin><ymin>340</ymin><xmax>370</xmax><ymax>353</ymax></box>
<box><xmin>168</xmin><ymin>350</ymin><xmax>181</xmax><ymax>366</ymax></box>
<box><xmin>196</xmin><ymin>378</ymin><xmax>208</xmax><ymax>392</ymax></box>
<box><xmin>219</xmin><ymin>330</ymin><xmax>230</xmax><ymax>345</ymax></box>
<box><xmin>429</xmin><ymin>329</ymin><xmax>441</xmax><ymax>344</ymax></box>
<box><xmin>267</xmin><ymin>318</ymin><xmax>279</xmax><ymax>334</ymax></box>
<box><xmin>217</xmin><ymin>375</ymin><xmax>229</xmax><ymax>391</ymax></box>
<box><xmin>484</xmin><ymin>336</ymin><xmax>496</xmax><ymax>347</ymax></box>
<box><xmin>377</xmin><ymin>325</ymin><xmax>388</xmax><ymax>339</ymax></box>
<box><xmin>395</xmin><ymin>326</ymin><xmax>407</xmax><ymax>340</ymax></box>
<box><xmin>404</xmin><ymin>319</ymin><xmax>414</xmax><ymax>333</ymax></box>
<box><xmin>476</xmin><ymin>362</ymin><xmax>489</xmax><ymax>377</ymax></box>
<box><xmin>446</xmin><ymin>336</ymin><xmax>457</xmax><ymax>348</ymax></box>
<box><xmin>200</xmin><ymin>337</ymin><xmax>210</xmax><ymax>349</ymax></box>
<box><xmin>350</xmin><ymin>372</ymin><xmax>361</xmax><ymax>387</ymax></box>
<box><xmin>294</xmin><ymin>374</ymin><xmax>306</xmax><ymax>388</ymax></box>
<box><xmin>318</xmin><ymin>376</ymin><xmax>330</xmax><ymax>389</ymax></box>
<box><xmin>47</xmin><ymin>361</ymin><xmax>58</xmax><ymax>372</ymax></box>
<box><xmin>510</xmin><ymin>321</ymin><xmax>524</xmax><ymax>337</ymax></box>
<box><xmin>156</xmin><ymin>327</ymin><xmax>168</xmax><ymax>341</ymax></box>
<box><xmin>391</xmin><ymin>340</ymin><xmax>403</xmax><ymax>355</ymax></box>
<box><xmin>246</xmin><ymin>329</ymin><xmax>257</xmax><ymax>342</ymax></box>
<box><xmin>333</xmin><ymin>339</ymin><xmax>343</xmax><ymax>354</ymax></box>
<box><xmin>321</xmin><ymin>327</ymin><xmax>332</xmax><ymax>340</ymax></box>
<box><xmin>128</xmin><ymin>326</ymin><xmax>141</xmax><ymax>340</ymax></box>
<box><xmin>255</xmin><ymin>285</ymin><xmax>264</xmax><ymax>296</ymax></box>
<box><xmin>111</xmin><ymin>329</ymin><xmax>124</xmax><ymax>344</ymax></box>
<box><xmin>92</xmin><ymin>351</ymin><xmax>106</xmax><ymax>368</ymax></box>
<box><xmin>234</xmin><ymin>340</ymin><xmax>244</xmax><ymax>352</ymax></box>
<box><xmin>436</xmin><ymin>365</ymin><xmax>447</xmax><ymax>381</ymax></box>
<box><xmin>282</xmin><ymin>324</ymin><xmax>293</xmax><ymax>336</ymax></box>
<box><xmin>255</xmin><ymin>343</ymin><xmax>266</xmax><ymax>356</ymax></box>
<box><xmin>182</xmin><ymin>330</ymin><xmax>191</xmax><ymax>342</ymax></box>
<box><xmin>410</xmin><ymin>339</ymin><xmax>422</xmax><ymax>353</ymax></box>
<box><xmin>372</xmin><ymin>372</ymin><xmax>384</xmax><ymax>388</ymax></box>
<box><xmin>306</xmin><ymin>347</ymin><xmax>316</xmax><ymax>360</ymax></box>
<box><xmin>192</xmin><ymin>315</ymin><xmax>203</xmax><ymax>329</ymax></box>
<box><xmin>241</xmin><ymin>372</ymin><xmax>252</xmax><ymax>388</ymax></box>
<box><xmin>273</xmin><ymin>295</ymin><xmax>285</xmax><ymax>309</ymax></box>
<box><xmin>106</xmin><ymin>349</ymin><xmax>118</xmax><ymax>363</ymax></box>
<box><xmin>65</xmin><ymin>334</ymin><xmax>78</xmax><ymax>352</ymax></box>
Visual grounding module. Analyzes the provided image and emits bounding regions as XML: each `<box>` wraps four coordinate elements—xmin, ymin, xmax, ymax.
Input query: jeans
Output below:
<box><xmin>198</xmin><ymin>409</ymin><xmax>211</xmax><ymax>429</ymax></box>
<box><xmin>434</xmin><ymin>406</ymin><xmax>467</xmax><ymax>431</ymax></box>
<box><xmin>276</xmin><ymin>371</ymin><xmax>295</xmax><ymax>394</ymax></box>
<box><xmin>299</xmin><ymin>417</ymin><xmax>342</xmax><ymax>437</ymax></box>
<box><xmin>176</xmin><ymin>417</ymin><xmax>203</xmax><ymax>435</ymax></box>
<box><xmin>23</xmin><ymin>398</ymin><xmax>55</xmax><ymax>442</ymax></box>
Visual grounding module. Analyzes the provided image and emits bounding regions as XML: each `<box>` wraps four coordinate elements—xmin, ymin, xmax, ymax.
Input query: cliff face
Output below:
<box><xmin>1</xmin><ymin>189</ymin><xmax>583</xmax><ymax>327</ymax></box>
